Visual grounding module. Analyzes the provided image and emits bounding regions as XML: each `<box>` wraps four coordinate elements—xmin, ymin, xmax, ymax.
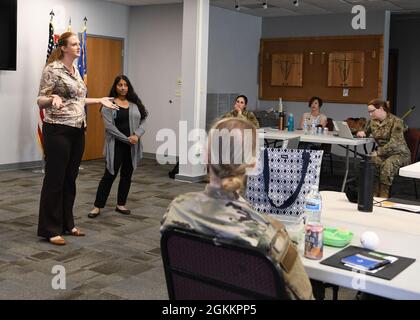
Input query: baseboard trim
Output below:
<box><xmin>175</xmin><ymin>174</ymin><xmax>207</xmax><ymax>183</ymax></box>
<box><xmin>143</xmin><ymin>152</ymin><xmax>178</xmax><ymax>164</ymax></box>
<box><xmin>0</xmin><ymin>160</ymin><xmax>44</xmax><ymax>172</ymax></box>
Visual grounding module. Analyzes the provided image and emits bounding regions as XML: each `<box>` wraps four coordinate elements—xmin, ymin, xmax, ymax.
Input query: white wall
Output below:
<box><xmin>390</xmin><ymin>15</ymin><xmax>420</xmax><ymax>129</ymax></box>
<box><xmin>128</xmin><ymin>4</ymin><xmax>262</xmax><ymax>158</ymax></box>
<box><xmin>127</xmin><ymin>4</ymin><xmax>183</xmax><ymax>158</ymax></box>
<box><xmin>207</xmin><ymin>6</ymin><xmax>261</xmax><ymax>110</ymax></box>
<box><xmin>0</xmin><ymin>0</ymin><xmax>129</xmax><ymax>166</ymax></box>
<box><xmin>262</xmin><ymin>11</ymin><xmax>386</xmax><ymax>38</ymax></box>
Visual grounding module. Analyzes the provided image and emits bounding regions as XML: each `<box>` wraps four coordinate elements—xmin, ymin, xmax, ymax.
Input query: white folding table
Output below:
<box><xmin>300</xmin><ymin>191</ymin><xmax>420</xmax><ymax>300</ymax></box>
<box><xmin>399</xmin><ymin>161</ymin><xmax>420</xmax><ymax>179</ymax></box>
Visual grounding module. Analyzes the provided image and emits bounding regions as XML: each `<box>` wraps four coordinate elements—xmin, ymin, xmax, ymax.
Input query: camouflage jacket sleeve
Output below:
<box><xmin>364</xmin><ymin>119</ymin><xmax>372</xmax><ymax>137</ymax></box>
<box><xmin>222</xmin><ymin>110</ymin><xmax>260</xmax><ymax>128</ymax></box>
<box><xmin>376</xmin><ymin>117</ymin><xmax>407</xmax><ymax>157</ymax></box>
<box><xmin>244</xmin><ymin>111</ymin><xmax>260</xmax><ymax>128</ymax></box>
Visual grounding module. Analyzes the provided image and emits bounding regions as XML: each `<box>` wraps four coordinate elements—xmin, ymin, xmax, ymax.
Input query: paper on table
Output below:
<box><xmin>379</xmin><ymin>201</ymin><xmax>420</xmax><ymax>213</ymax></box>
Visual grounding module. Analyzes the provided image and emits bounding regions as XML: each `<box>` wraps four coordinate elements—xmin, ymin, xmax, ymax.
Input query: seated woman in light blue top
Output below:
<box><xmin>299</xmin><ymin>96</ymin><xmax>328</xmax><ymax>129</ymax></box>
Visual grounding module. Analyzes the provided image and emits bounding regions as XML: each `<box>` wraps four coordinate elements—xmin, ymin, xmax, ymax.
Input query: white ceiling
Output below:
<box><xmin>103</xmin><ymin>0</ymin><xmax>420</xmax><ymax>16</ymax></box>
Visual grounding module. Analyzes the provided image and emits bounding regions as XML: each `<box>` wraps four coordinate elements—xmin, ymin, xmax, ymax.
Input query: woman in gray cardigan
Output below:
<box><xmin>88</xmin><ymin>75</ymin><xmax>148</xmax><ymax>218</ymax></box>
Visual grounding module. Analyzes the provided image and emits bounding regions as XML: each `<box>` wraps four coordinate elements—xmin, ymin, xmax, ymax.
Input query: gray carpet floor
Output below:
<box><xmin>0</xmin><ymin>157</ymin><xmax>416</xmax><ymax>299</ymax></box>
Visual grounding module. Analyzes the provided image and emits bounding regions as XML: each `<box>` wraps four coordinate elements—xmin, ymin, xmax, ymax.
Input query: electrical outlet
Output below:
<box><xmin>343</xmin><ymin>88</ymin><xmax>349</xmax><ymax>97</ymax></box>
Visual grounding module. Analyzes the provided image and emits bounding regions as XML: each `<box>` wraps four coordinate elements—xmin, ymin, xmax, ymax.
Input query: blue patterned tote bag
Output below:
<box><xmin>246</xmin><ymin>148</ymin><xmax>323</xmax><ymax>217</ymax></box>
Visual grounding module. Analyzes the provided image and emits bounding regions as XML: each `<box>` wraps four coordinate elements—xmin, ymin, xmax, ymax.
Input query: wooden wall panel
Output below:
<box><xmin>259</xmin><ymin>35</ymin><xmax>383</xmax><ymax>104</ymax></box>
<box><xmin>328</xmin><ymin>51</ymin><xmax>365</xmax><ymax>87</ymax></box>
<box><xmin>271</xmin><ymin>53</ymin><xmax>303</xmax><ymax>87</ymax></box>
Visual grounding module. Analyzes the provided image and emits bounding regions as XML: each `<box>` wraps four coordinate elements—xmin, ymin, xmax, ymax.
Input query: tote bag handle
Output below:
<box><xmin>263</xmin><ymin>148</ymin><xmax>311</xmax><ymax>209</ymax></box>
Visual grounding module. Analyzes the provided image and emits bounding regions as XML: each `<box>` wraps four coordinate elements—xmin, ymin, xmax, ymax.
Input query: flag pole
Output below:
<box><xmin>34</xmin><ymin>11</ymin><xmax>56</xmax><ymax>174</ymax></box>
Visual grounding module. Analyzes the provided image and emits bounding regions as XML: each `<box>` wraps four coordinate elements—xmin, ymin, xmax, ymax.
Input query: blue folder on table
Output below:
<box><xmin>341</xmin><ymin>253</ymin><xmax>390</xmax><ymax>270</ymax></box>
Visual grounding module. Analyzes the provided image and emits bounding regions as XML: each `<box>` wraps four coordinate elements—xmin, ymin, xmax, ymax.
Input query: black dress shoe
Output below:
<box><xmin>88</xmin><ymin>211</ymin><xmax>100</xmax><ymax>218</ymax></box>
<box><xmin>115</xmin><ymin>207</ymin><xmax>131</xmax><ymax>215</ymax></box>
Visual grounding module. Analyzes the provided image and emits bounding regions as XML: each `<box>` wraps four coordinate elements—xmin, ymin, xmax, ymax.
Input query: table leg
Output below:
<box><xmin>341</xmin><ymin>145</ymin><xmax>350</xmax><ymax>192</ymax></box>
<box><xmin>353</xmin><ymin>146</ymin><xmax>357</xmax><ymax>171</ymax></box>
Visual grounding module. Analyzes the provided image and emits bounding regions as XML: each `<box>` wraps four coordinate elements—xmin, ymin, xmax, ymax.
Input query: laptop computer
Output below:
<box><xmin>334</xmin><ymin>120</ymin><xmax>364</xmax><ymax>140</ymax></box>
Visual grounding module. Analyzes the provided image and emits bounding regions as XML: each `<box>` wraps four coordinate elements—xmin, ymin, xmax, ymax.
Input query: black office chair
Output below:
<box><xmin>161</xmin><ymin>228</ymin><xmax>290</xmax><ymax>300</ymax></box>
<box><xmin>283</xmin><ymin>136</ymin><xmax>301</xmax><ymax>149</ymax></box>
<box><xmin>390</xmin><ymin>128</ymin><xmax>420</xmax><ymax>198</ymax></box>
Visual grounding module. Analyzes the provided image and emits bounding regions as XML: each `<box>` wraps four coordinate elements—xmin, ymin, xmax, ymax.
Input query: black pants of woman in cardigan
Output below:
<box><xmin>38</xmin><ymin>123</ymin><xmax>85</xmax><ymax>238</ymax></box>
<box><xmin>94</xmin><ymin>140</ymin><xmax>134</xmax><ymax>208</ymax></box>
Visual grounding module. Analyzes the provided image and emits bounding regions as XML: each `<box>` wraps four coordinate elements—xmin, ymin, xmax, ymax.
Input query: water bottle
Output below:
<box><xmin>358</xmin><ymin>156</ymin><xmax>374</xmax><ymax>212</ymax></box>
<box><xmin>288</xmin><ymin>113</ymin><xmax>294</xmax><ymax>132</ymax></box>
<box><xmin>278</xmin><ymin>112</ymin><xmax>285</xmax><ymax>130</ymax></box>
<box><xmin>303</xmin><ymin>118</ymin><xmax>309</xmax><ymax>135</ymax></box>
<box><xmin>310</xmin><ymin>119</ymin><xmax>316</xmax><ymax>135</ymax></box>
<box><xmin>303</xmin><ymin>185</ymin><xmax>322</xmax><ymax>224</ymax></box>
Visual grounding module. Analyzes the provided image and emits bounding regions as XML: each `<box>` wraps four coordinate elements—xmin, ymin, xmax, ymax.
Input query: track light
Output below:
<box><xmin>262</xmin><ymin>2</ymin><xmax>268</xmax><ymax>9</ymax></box>
<box><xmin>293</xmin><ymin>0</ymin><xmax>299</xmax><ymax>7</ymax></box>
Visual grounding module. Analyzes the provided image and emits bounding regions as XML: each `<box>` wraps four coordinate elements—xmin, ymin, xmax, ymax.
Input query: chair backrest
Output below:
<box><xmin>345</xmin><ymin>117</ymin><xmax>367</xmax><ymax>134</ymax></box>
<box><xmin>404</xmin><ymin>128</ymin><xmax>420</xmax><ymax>164</ymax></box>
<box><xmin>283</xmin><ymin>136</ymin><xmax>301</xmax><ymax>149</ymax></box>
<box><xmin>326</xmin><ymin>117</ymin><xmax>334</xmax><ymax>131</ymax></box>
<box><xmin>161</xmin><ymin>228</ymin><xmax>289</xmax><ymax>300</ymax></box>
<box><xmin>255</xmin><ymin>110</ymin><xmax>278</xmax><ymax>128</ymax></box>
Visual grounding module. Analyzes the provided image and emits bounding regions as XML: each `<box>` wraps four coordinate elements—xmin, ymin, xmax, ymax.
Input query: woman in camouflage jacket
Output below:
<box><xmin>356</xmin><ymin>99</ymin><xmax>411</xmax><ymax>198</ymax></box>
<box><xmin>161</xmin><ymin>117</ymin><xmax>313</xmax><ymax>299</ymax></box>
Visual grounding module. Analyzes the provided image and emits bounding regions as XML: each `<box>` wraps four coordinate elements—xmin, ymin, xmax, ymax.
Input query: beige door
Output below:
<box><xmin>83</xmin><ymin>36</ymin><xmax>124</xmax><ymax>160</ymax></box>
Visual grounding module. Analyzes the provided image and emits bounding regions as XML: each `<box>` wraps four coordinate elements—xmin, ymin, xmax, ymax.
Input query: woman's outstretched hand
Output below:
<box><xmin>100</xmin><ymin>97</ymin><xmax>119</xmax><ymax>110</ymax></box>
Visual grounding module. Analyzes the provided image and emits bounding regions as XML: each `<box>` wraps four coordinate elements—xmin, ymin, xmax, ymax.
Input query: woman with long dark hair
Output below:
<box><xmin>88</xmin><ymin>75</ymin><xmax>148</xmax><ymax>218</ymax></box>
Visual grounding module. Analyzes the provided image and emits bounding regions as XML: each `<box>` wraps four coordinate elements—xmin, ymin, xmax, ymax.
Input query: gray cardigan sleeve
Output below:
<box><xmin>101</xmin><ymin>107</ymin><xmax>131</xmax><ymax>144</ymax></box>
<box><xmin>134</xmin><ymin>121</ymin><xmax>145</xmax><ymax>138</ymax></box>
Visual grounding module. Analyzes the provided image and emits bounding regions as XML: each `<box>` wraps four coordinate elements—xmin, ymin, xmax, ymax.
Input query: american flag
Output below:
<box><xmin>37</xmin><ymin>21</ymin><xmax>59</xmax><ymax>154</ymax></box>
<box><xmin>77</xmin><ymin>25</ymin><xmax>87</xmax><ymax>85</ymax></box>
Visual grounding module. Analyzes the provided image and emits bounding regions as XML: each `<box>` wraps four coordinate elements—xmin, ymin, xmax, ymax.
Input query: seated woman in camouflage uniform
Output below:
<box><xmin>221</xmin><ymin>94</ymin><xmax>260</xmax><ymax>128</ymax></box>
<box><xmin>161</xmin><ymin>117</ymin><xmax>313</xmax><ymax>300</ymax></box>
<box><xmin>356</xmin><ymin>99</ymin><xmax>411</xmax><ymax>198</ymax></box>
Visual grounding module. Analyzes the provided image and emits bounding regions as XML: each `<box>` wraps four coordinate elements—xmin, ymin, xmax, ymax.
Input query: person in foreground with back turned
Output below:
<box><xmin>160</xmin><ymin>117</ymin><xmax>313</xmax><ymax>300</ymax></box>
<box><xmin>88</xmin><ymin>75</ymin><xmax>148</xmax><ymax>218</ymax></box>
<box><xmin>37</xmin><ymin>32</ymin><xmax>119</xmax><ymax>246</ymax></box>
<box><xmin>356</xmin><ymin>99</ymin><xmax>410</xmax><ymax>198</ymax></box>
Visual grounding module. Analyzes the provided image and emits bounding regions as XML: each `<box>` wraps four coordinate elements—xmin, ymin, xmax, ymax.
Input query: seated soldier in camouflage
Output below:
<box><xmin>356</xmin><ymin>99</ymin><xmax>411</xmax><ymax>198</ymax></box>
<box><xmin>161</xmin><ymin>117</ymin><xmax>313</xmax><ymax>300</ymax></box>
<box><xmin>222</xmin><ymin>94</ymin><xmax>260</xmax><ymax>128</ymax></box>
